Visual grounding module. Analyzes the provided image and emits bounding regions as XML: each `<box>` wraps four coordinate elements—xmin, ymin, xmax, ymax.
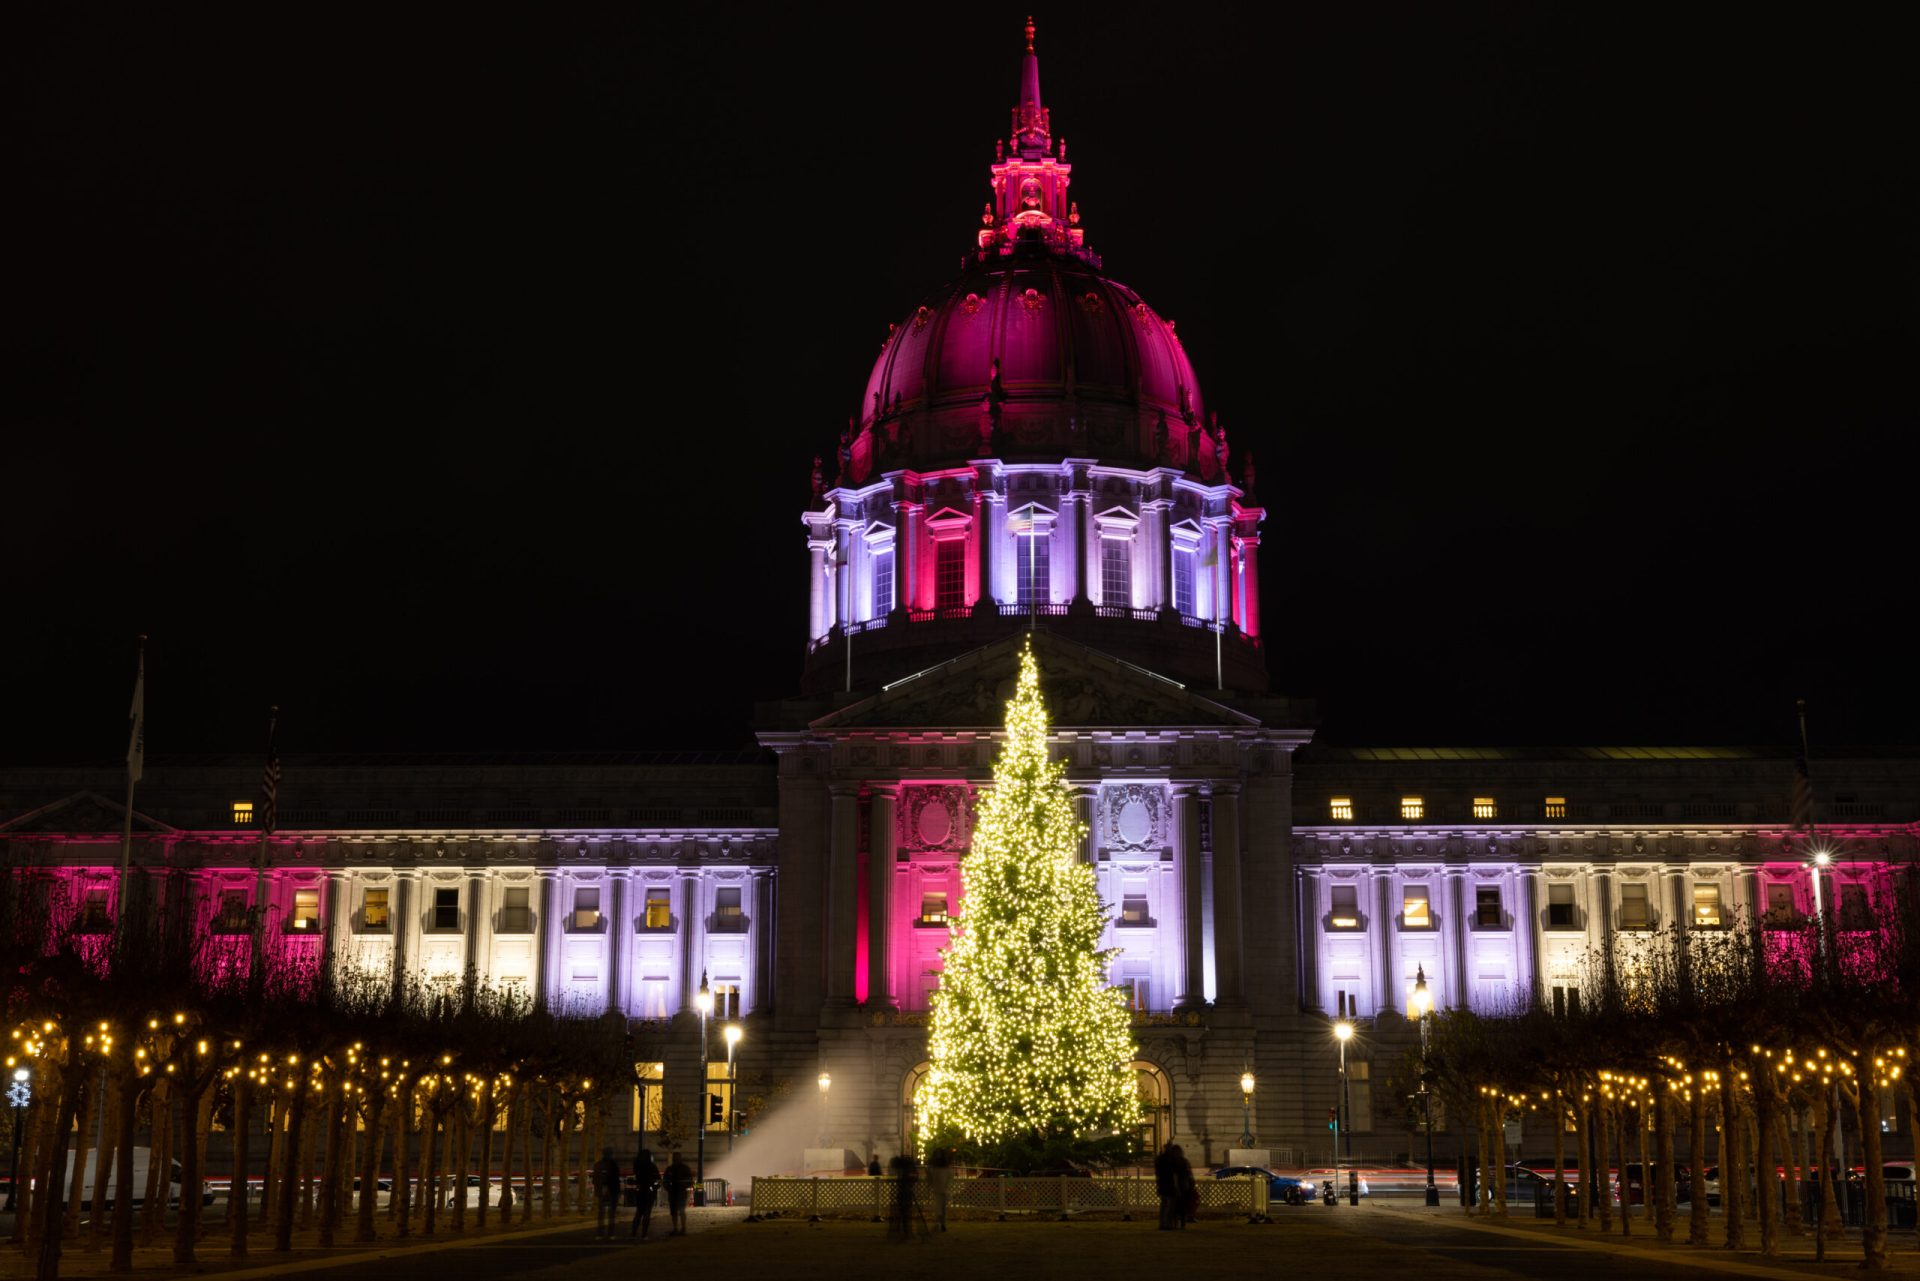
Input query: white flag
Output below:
<box><xmin>126</xmin><ymin>648</ymin><xmax>145</xmax><ymax>784</ymax></box>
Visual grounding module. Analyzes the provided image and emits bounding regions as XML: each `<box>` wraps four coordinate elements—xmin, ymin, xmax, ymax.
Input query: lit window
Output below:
<box><xmin>872</xmin><ymin>547</ymin><xmax>894</xmax><ymax>619</ymax></box>
<box><xmin>289</xmin><ymin>889</ymin><xmax>320</xmax><ymax>932</ymax></box>
<box><xmin>1120</xmin><ymin>893</ymin><xmax>1151</xmax><ymax>925</ymax></box>
<box><xmin>919</xmin><ymin>892</ymin><xmax>949</xmax><ymax>925</ymax></box>
<box><xmin>712</xmin><ymin>981</ymin><xmax>741</xmax><ymax>1020</ymax></box>
<box><xmin>1330</xmin><ymin>885</ymin><xmax>1360</xmax><ymax>929</ymax></box>
<box><xmin>1015</xmin><ymin>521</ymin><xmax>1051</xmax><ymax>605</ymax></box>
<box><xmin>1544</xmin><ymin>796</ymin><xmax>1568</xmax><ymax>820</ymax></box>
<box><xmin>500</xmin><ymin>886</ymin><xmax>531</xmax><ymax>933</ymax></box>
<box><xmin>1100</xmin><ymin>537</ymin><xmax>1131</xmax><ymax>608</ymax></box>
<box><xmin>935</xmin><ymin>538</ymin><xmax>966</xmax><ymax>610</ymax></box>
<box><xmin>1620</xmin><ymin>883</ymin><xmax>1651</xmax><ymax>930</ymax></box>
<box><xmin>1472</xmin><ymin>797</ymin><xmax>1497</xmax><ymax>820</ymax></box>
<box><xmin>1547</xmin><ymin>883</ymin><xmax>1576</xmax><ymax>928</ymax></box>
<box><xmin>361</xmin><ymin>887</ymin><xmax>390</xmax><ymax>930</ymax></box>
<box><xmin>714</xmin><ymin>887</ymin><xmax>744</xmax><ymax>930</ymax></box>
<box><xmin>644</xmin><ymin>888</ymin><xmax>672</xmax><ymax>930</ymax></box>
<box><xmin>1474</xmin><ymin>886</ymin><xmax>1502</xmax><ymax>928</ymax></box>
<box><xmin>637</xmin><ymin>978</ymin><xmax>669</xmax><ymax>1020</ymax></box>
<box><xmin>572</xmin><ymin>887</ymin><xmax>601</xmax><ymax>930</ymax></box>
<box><xmin>1692</xmin><ymin>884</ymin><xmax>1722</xmax><ymax>929</ymax></box>
<box><xmin>1402</xmin><ymin>888</ymin><xmax>1430</xmax><ymax>928</ymax></box>
<box><xmin>632</xmin><ymin>1061</ymin><xmax>666</xmax><ymax>1133</ymax></box>
<box><xmin>1400</xmin><ymin>796</ymin><xmax>1424</xmax><ymax>821</ymax></box>
<box><xmin>1118</xmin><ymin>976</ymin><xmax>1151</xmax><ymax>1011</ymax></box>
<box><xmin>1172</xmin><ymin>545</ymin><xmax>1196</xmax><ymax>617</ymax></box>
<box><xmin>432</xmin><ymin>887</ymin><xmax>459</xmax><ymax>931</ymax></box>
<box><xmin>231</xmin><ymin>801</ymin><xmax>255</xmax><ymax>825</ymax></box>
<box><xmin>1330</xmin><ymin>797</ymin><xmax>1354</xmax><ymax>822</ymax></box>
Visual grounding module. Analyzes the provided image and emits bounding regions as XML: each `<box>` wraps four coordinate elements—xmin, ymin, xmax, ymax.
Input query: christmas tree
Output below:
<box><xmin>916</xmin><ymin>641</ymin><xmax>1140</xmax><ymax>1147</ymax></box>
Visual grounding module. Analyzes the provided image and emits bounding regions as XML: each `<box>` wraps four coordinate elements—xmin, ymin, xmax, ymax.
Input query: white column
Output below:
<box><xmin>1210</xmin><ymin>520</ymin><xmax>1231</xmax><ymax>624</ymax></box>
<box><xmin>1210</xmin><ymin>783</ymin><xmax>1245</xmax><ymax>1007</ymax></box>
<box><xmin>607</xmin><ymin>872</ymin><xmax>629</xmax><ymax>1016</ymax></box>
<box><xmin>392</xmin><ymin>872</ymin><xmax>418</xmax><ymax>991</ymax></box>
<box><xmin>868</xmin><ymin>786</ymin><xmax>898</xmax><ymax>1010</ymax></box>
<box><xmin>826</xmin><ymin>785</ymin><xmax>860</xmax><ymax>1006</ymax></box>
<box><xmin>1373</xmin><ymin>869</ymin><xmax>1392</xmax><ymax>1016</ymax></box>
<box><xmin>833</xmin><ymin>522</ymin><xmax>853</xmax><ymax>629</ymax></box>
<box><xmin>468</xmin><ymin>870</ymin><xmax>492</xmax><ymax>987</ymax></box>
<box><xmin>751</xmin><ymin>869</ymin><xmax>775</xmax><ymax>1015</ymax></box>
<box><xmin>1514</xmin><ymin>867</ymin><xmax>1540</xmax><ymax>1007</ymax></box>
<box><xmin>681</xmin><ymin>867</ymin><xmax>707</xmax><ymax>1008</ymax></box>
<box><xmin>1174</xmin><ymin>785</ymin><xmax>1205</xmax><ymax>1008</ymax></box>
<box><xmin>1239</xmin><ymin>533</ymin><xmax>1261</xmax><ymax>638</ymax></box>
<box><xmin>1080</xmin><ymin>499</ymin><xmax>1097</xmax><ymax>604</ymax></box>
<box><xmin>1060</xmin><ymin>493</ymin><xmax>1080</xmax><ymax>603</ymax></box>
<box><xmin>533</xmin><ymin>872</ymin><xmax>554</xmax><ymax>1007</ymax></box>
<box><xmin>1444</xmin><ymin>870</ymin><xmax>1468</xmax><ymax>1009</ymax></box>
<box><xmin>808</xmin><ymin>539</ymin><xmax>830</xmax><ymax>639</ymax></box>
<box><xmin>899</xmin><ymin>504</ymin><xmax>920</xmax><ymax>612</ymax></box>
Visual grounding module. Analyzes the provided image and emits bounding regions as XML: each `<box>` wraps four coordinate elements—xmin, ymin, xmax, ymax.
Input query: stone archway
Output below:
<box><xmin>1133</xmin><ymin>1060</ymin><xmax>1173</xmax><ymax>1154</ymax></box>
<box><xmin>901</xmin><ymin>1060</ymin><xmax>932</xmax><ymax>1152</ymax></box>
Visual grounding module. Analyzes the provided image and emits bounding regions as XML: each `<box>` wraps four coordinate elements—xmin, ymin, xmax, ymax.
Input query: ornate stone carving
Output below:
<box><xmin>902</xmin><ymin>786</ymin><xmax>969</xmax><ymax>854</ymax></box>
<box><xmin>1103</xmin><ymin>783</ymin><xmax>1164</xmax><ymax>853</ymax></box>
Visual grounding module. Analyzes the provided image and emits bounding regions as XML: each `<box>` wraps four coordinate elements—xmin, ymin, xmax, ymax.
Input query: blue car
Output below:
<box><xmin>1212</xmin><ymin>1165</ymin><xmax>1310</xmax><ymax>1206</ymax></box>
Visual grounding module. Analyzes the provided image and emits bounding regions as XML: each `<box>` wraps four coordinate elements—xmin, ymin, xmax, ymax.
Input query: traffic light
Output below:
<box><xmin>1328</xmin><ymin>1107</ymin><xmax>1338</xmax><ymax>1131</ymax></box>
<box><xmin>708</xmin><ymin>1093</ymin><xmax>725</xmax><ymax>1125</ymax></box>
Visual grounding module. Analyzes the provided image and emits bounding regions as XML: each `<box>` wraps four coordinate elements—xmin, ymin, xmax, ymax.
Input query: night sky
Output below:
<box><xmin>6</xmin><ymin>3</ymin><xmax>1913</xmax><ymax>762</ymax></box>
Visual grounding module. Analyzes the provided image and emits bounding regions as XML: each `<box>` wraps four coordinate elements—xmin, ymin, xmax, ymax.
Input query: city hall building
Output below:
<box><xmin>6</xmin><ymin>28</ymin><xmax>1916</xmax><ymax>1168</ymax></box>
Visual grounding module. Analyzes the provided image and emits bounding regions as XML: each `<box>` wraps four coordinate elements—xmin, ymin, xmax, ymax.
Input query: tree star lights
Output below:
<box><xmin>915</xmin><ymin>642</ymin><xmax>1140</xmax><ymax>1146</ymax></box>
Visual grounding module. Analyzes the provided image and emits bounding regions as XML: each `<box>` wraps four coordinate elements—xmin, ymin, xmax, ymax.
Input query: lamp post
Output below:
<box><xmin>1239</xmin><ymin>1071</ymin><xmax>1256</xmax><ymax>1146</ymax></box>
<box><xmin>1334</xmin><ymin>1015</ymin><xmax>1356</xmax><ymax>1205</ymax></box>
<box><xmin>694</xmin><ymin>972</ymin><xmax>713</xmax><ymax>1195</ymax></box>
<box><xmin>6</xmin><ymin>1067</ymin><xmax>29</xmax><ymax>1213</ymax></box>
<box><xmin>723</xmin><ymin>1023</ymin><xmax>742</xmax><ymax>1154</ymax></box>
<box><xmin>1412</xmin><ymin>965</ymin><xmax>1439</xmax><ymax>1206</ymax></box>
<box><xmin>816</xmin><ymin>1070</ymin><xmax>832</xmax><ymax>1149</ymax></box>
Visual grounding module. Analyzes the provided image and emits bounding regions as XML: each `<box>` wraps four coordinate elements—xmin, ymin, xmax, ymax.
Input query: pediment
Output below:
<box><xmin>0</xmin><ymin>791</ymin><xmax>177</xmax><ymax>837</ymax></box>
<box><xmin>810</xmin><ymin>633</ymin><xmax>1258</xmax><ymax>731</ymax></box>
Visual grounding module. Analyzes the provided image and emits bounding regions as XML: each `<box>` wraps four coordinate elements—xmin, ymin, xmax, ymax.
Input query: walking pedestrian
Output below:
<box><xmin>887</xmin><ymin>1152</ymin><xmax>923</xmax><ymax>1241</ymax></box>
<box><xmin>629</xmin><ymin>1147</ymin><xmax>660</xmax><ymax>1240</ymax></box>
<box><xmin>592</xmin><ymin>1147</ymin><xmax>623</xmax><ymax>1238</ymax></box>
<box><xmin>1168</xmin><ymin>1144</ymin><xmax>1196</xmax><ymax>1229</ymax></box>
<box><xmin>663</xmin><ymin>1151</ymin><xmax>695</xmax><ymax>1237</ymax></box>
<box><xmin>927</xmin><ymin>1146</ymin><xmax>954</xmax><ymax>1232</ymax></box>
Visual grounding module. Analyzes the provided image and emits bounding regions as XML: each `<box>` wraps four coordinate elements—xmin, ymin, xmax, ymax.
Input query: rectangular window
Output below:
<box><xmin>644</xmin><ymin>888</ymin><xmax>672</xmax><ymax>930</ymax></box>
<box><xmin>1120</xmin><ymin>893</ymin><xmax>1151</xmax><ymax>925</ymax></box>
<box><xmin>1543</xmin><ymin>796</ymin><xmax>1568</xmax><ymax>820</ymax></box>
<box><xmin>1100</xmin><ymin>537</ymin><xmax>1131</xmax><ymax>608</ymax></box>
<box><xmin>432</xmin><ymin>887</ymin><xmax>460</xmax><ymax>931</ymax></box>
<box><xmin>637</xmin><ymin>977</ymin><xmax>669</xmax><ymax>1020</ymax></box>
<box><xmin>1765</xmin><ymin>882</ymin><xmax>1796</xmax><ymax>927</ymax></box>
<box><xmin>632</xmin><ymin>1062</ymin><xmax>665</xmax><ymax>1135</ymax></box>
<box><xmin>500</xmin><ymin>886</ymin><xmax>531</xmax><ymax>933</ymax></box>
<box><xmin>1330</xmin><ymin>885</ymin><xmax>1360</xmax><ymax>929</ymax></box>
<box><xmin>1692</xmin><ymin>884</ymin><xmax>1723</xmax><ymax>929</ymax></box>
<box><xmin>80</xmin><ymin>889</ymin><xmax>112</xmax><ymax>932</ymax></box>
<box><xmin>1838</xmin><ymin>883</ymin><xmax>1869</xmax><ymax>930</ymax></box>
<box><xmin>215</xmin><ymin>889</ymin><xmax>249</xmax><ymax>933</ymax></box>
<box><xmin>1474</xmin><ymin>886</ymin><xmax>1502</xmax><ymax>928</ymax></box>
<box><xmin>1015</xmin><ymin>523</ymin><xmax>1050</xmax><ymax>605</ymax></box>
<box><xmin>289</xmin><ymin>889</ymin><xmax>320</xmax><ymax>932</ymax></box>
<box><xmin>714</xmin><ymin>886</ymin><xmax>744</xmax><ymax>930</ymax></box>
<box><xmin>713</xmin><ymin>981</ymin><xmax>741</xmax><ymax>1020</ymax></box>
<box><xmin>361</xmin><ymin>887</ymin><xmax>390</xmax><ymax>931</ymax></box>
<box><xmin>231</xmin><ymin>800</ymin><xmax>254</xmax><ymax>825</ymax></box>
<box><xmin>572</xmin><ymin>887</ymin><xmax>601</xmax><ymax>930</ymax></box>
<box><xmin>871</xmin><ymin>547</ymin><xmax>893</xmax><ymax>619</ymax></box>
<box><xmin>1402</xmin><ymin>887</ymin><xmax>1430</xmax><ymax>928</ymax></box>
<box><xmin>919</xmin><ymin>891</ymin><xmax>949</xmax><ymax>925</ymax></box>
<box><xmin>935</xmin><ymin>537</ymin><xmax>966</xmax><ymax>610</ymax></box>
<box><xmin>1547</xmin><ymin>883</ymin><xmax>1576</xmax><ymax>928</ymax></box>
<box><xmin>1329</xmin><ymin>796</ymin><xmax>1354</xmax><ymax>821</ymax></box>
<box><xmin>1400</xmin><ymin>796</ymin><xmax>1424</xmax><ymax>821</ymax></box>
<box><xmin>1172</xmin><ymin>545</ymin><xmax>1196</xmax><ymax>617</ymax></box>
<box><xmin>1472</xmin><ymin>796</ymin><xmax>1497</xmax><ymax>820</ymax></box>
<box><xmin>1118</xmin><ymin>976</ymin><xmax>1151</xmax><ymax>1012</ymax></box>
<box><xmin>1620</xmin><ymin>883</ymin><xmax>1651</xmax><ymax>930</ymax></box>
<box><xmin>1551</xmin><ymin>985</ymin><xmax>1581</xmax><ymax>1018</ymax></box>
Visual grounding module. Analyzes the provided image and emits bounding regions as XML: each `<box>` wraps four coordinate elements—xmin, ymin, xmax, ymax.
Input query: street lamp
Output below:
<box><xmin>816</xmin><ymin>1070</ymin><xmax>832</xmax><ymax>1149</ymax></box>
<box><xmin>1239</xmin><ymin>1071</ymin><xmax>1256</xmax><ymax>1146</ymax></box>
<box><xmin>1334</xmin><ymin>1015</ymin><xmax>1356</xmax><ymax>1205</ymax></box>
<box><xmin>694</xmin><ymin>972</ymin><xmax>713</xmax><ymax>1194</ymax></box>
<box><xmin>723</xmin><ymin>1023</ymin><xmax>742</xmax><ymax>1154</ymax></box>
<box><xmin>6</xmin><ymin>1067</ymin><xmax>28</xmax><ymax>1213</ymax></box>
<box><xmin>1411</xmin><ymin>966</ymin><xmax>1439</xmax><ymax>1207</ymax></box>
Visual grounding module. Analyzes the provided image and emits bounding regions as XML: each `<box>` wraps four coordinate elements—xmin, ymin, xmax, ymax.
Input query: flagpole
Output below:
<box><xmin>249</xmin><ymin>706</ymin><xmax>279</xmax><ymax>984</ymax></box>
<box><xmin>114</xmin><ymin>635</ymin><xmax>147</xmax><ymax>932</ymax></box>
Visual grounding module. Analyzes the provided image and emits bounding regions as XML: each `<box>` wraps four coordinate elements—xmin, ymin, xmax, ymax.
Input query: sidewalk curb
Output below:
<box><xmin>1368</xmin><ymin>1203</ymin><xmax>1884</xmax><ymax>1281</ymax></box>
<box><xmin>134</xmin><ymin>1217</ymin><xmax>593</xmax><ymax>1281</ymax></box>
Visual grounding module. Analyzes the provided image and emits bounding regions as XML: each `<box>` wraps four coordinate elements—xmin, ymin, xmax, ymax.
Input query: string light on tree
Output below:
<box><xmin>915</xmin><ymin>641</ymin><xmax>1140</xmax><ymax>1147</ymax></box>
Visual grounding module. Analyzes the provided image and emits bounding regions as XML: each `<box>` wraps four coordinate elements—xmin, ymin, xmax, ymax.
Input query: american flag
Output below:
<box><xmin>261</xmin><ymin>708</ymin><xmax>282</xmax><ymax>834</ymax></box>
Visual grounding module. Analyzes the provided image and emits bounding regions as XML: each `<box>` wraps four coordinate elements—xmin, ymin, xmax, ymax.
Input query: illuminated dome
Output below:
<box><xmin>802</xmin><ymin>19</ymin><xmax>1265</xmax><ymax>697</ymax></box>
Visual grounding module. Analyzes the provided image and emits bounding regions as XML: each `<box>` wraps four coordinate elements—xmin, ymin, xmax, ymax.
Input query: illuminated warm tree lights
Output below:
<box><xmin>915</xmin><ymin>642</ymin><xmax>1140</xmax><ymax>1146</ymax></box>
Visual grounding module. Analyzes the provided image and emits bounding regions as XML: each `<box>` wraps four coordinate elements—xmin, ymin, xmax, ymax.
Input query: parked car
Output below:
<box><xmin>1211</xmin><ymin>1165</ymin><xmax>1310</xmax><ymax>1206</ymax></box>
<box><xmin>52</xmin><ymin>1149</ymin><xmax>201</xmax><ymax>1209</ymax></box>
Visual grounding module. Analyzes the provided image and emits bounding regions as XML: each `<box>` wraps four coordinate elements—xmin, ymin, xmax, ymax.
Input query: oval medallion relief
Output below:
<box><xmin>1116</xmin><ymin>799</ymin><xmax>1152</xmax><ymax>847</ymax></box>
<box><xmin>917</xmin><ymin>802</ymin><xmax>952</xmax><ymax>848</ymax></box>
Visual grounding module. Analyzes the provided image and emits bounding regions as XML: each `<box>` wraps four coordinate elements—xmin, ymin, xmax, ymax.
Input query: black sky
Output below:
<box><xmin>5</xmin><ymin>2</ymin><xmax>1914</xmax><ymax>761</ymax></box>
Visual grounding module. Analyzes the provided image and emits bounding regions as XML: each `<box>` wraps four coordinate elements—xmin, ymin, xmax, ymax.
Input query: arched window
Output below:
<box><xmin>1133</xmin><ymin>1061</ymin><xmax>1172</xmax><ymax>1154</ymax></box>
<box><xmin>901</xmin><ymin>1061</ymin><xmax>932</xmax><ymax>1152</ymax></box>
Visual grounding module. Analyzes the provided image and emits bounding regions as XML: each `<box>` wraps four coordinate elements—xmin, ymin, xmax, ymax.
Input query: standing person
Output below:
<box><xmin>1170</xmin><ymin>1144</ymin><xmax>1196</xmax><ymax>1229</ymax></box>
<box><xmin>926</xmin><ymin>1146</ymin><xmax>954</xmax><ymax>1232</ymax></box>
<box><xmin>592</xmin><ymin>1148</ymin><xmax>623</xmax><ymax>1239</ymax></box>
<box><xmin>629</xmin><ymin>1147</ymin><xmax>660</xmax><ymax>1241</ymax></box>
<box><xmin>662</xmin><ymin>1152</ymin><xmax>694</xmax><ymax>1237</ymax></box>
<box><xmin>887</xmin><ymin>1152</ymin><xmax>922</xmax><ymax>1241</ymax></box>
<box><xmin>867</xmin><ymin>1152</ymin><xmax>882</xmax><ymax>1178</ymax></box>
<box><xmin>1154</xmin><ymin>1142</ymin><xmax>1178</xmax><ymax>1230</ymax></box>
